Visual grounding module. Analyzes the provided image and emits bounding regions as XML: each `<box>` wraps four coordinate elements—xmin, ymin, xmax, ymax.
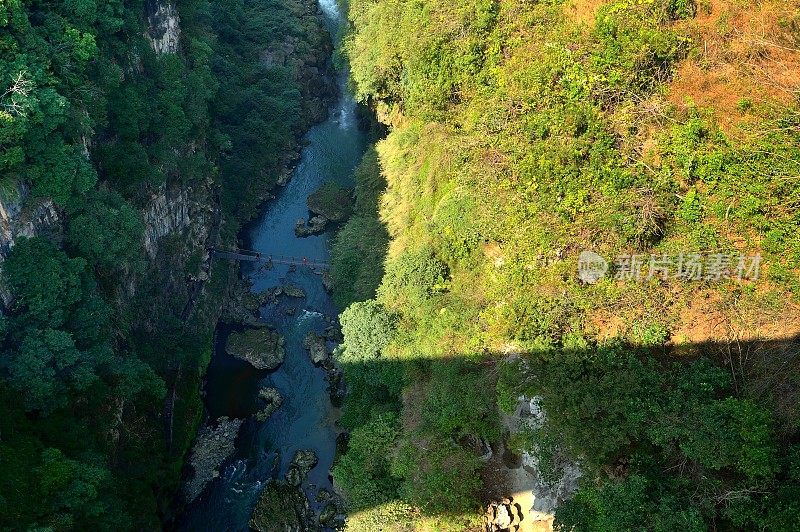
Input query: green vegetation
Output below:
<box><xmin>308</xmin><ymin>181</ymin><xmax>353</xmax><ymax>221</ymax></box>
<box><xmin>0</xmin><ymin>0</ymin><xmax>329</xmax><ymax>528</ymax></box>
<box><xmin>210</xmin><ymin>0</ymin><xmax>332</xmax><ymax>222</ymax></box>
<box><xmin>332</xmin><ymin>0</ymin><xmax>800</xmax><ymax>528</ymax></box>
<box><xmin>330</xmin><ymin>147</ymin><xmax>390</xmax><ymax>307</ymax></box>
<box><xmin>517</xmin><ymin>347</ymin><xmax>799</xmax><ymax>531</ymax></box>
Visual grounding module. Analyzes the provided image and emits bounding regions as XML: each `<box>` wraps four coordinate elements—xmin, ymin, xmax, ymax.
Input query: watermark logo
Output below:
<box><xmin>578</xmin><ymin>251</ymin><xmax>762</xmax><ymax>282</ymax></box>
<box><xmin>578</xmin><ymin>251</ymin><xmax>609</xmax><ymax>284</ymax></box>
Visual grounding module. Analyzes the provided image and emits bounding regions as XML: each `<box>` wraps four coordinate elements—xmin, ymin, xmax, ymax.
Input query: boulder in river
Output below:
<box><xmin>249</xmin><ymin>480</ymin><xmax>316</xmax><ymax>532</ymax></box>
<box><xmin>295</xmin><ymin>215</ymin><xmax>328</xmax><ymax>237</ymax></box>
<box><xmin>306</xmin><ymin>182</ymin><xmax>353</xmax><ymax>222</ymax></box>
<box><xmin>280</xmin><ymin>284</ymin><xmax>306</xmax><ymax>298</ymax></box>
<box><xmin>318</xmin><ymin>502</ymin><xmax>337</xmax><ymax>528</ymax></box>
<box><xmin>222</xmin><ymin>279</ymin><xmax>271</xmax><ymax>326</ymax></box>
<box><xmin>226</xmin><ymin>328</ymin><xmax>285</xmax><ymax>370</ymax></box>
<box><xmin>285</xmin><ymin>449</ymin><xmax>318</xmax><ymax>487</ymax></box>
<box><xmin>184</xmin><ymin>416</ymin><xmax>244</xmax><ymax>502</ymax></box>
<box><xmin>302</xmin><ymin>332</ymin><xmax>329</xmax><ymax>365</ymax></box>
<box><xmin>255</xmin><ymin>387</ymin><xmax>284</xmax><ymax>421</ymax></box>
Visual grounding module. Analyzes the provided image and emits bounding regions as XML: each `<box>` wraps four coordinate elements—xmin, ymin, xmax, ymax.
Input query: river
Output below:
<box><xmin>178</xmin><ymin>0</ymin><xmax>368</xmax><ymax>527</ymax></box>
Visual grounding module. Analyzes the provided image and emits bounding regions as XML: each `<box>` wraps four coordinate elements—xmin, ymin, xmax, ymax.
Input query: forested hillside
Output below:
<box><xmin>0</xmin><ymin>0</ymin><xmax>331</xmax><ymax>528</ymax></box>
<box><xmin>332</xmin><ymin>0</ymin><xmax>800</xmax><ymax>529</ymax></box>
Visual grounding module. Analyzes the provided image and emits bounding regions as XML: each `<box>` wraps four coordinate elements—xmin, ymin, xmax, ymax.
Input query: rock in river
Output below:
<box><xmin>226</xmin><ymin>328</ymin><xmax>285</xmax><ymax>370</ymax></box>
<box><xmin>318</xmin><ymin>502</ymin><xmax>337</xmax><ymax>528</ymax></box>
<box><xmin>302</xmin><ymin>332</ymin><xmax>329</xmax><ymax>365</ymax></box>
<box><xmin>184</xmin><ymin>416</ymin><xmax>243</xmax><ymax>502</ymax></box>
<box><xmin>249</xmin><ymin>481</ymin><xmax>316</xmax><ymax>532</ymax></box>
<box><xmin>280</xmin><ymin>284</ymin><xmax>306</xmax><ymax>298</ymax></box>
<box><xmin>294</xmin><ymin>215</ymin><xmax>328</xmax><ymax>237</ymax></box>
<box><xmin>306</xmin><ymin>182</ymin><xmax>353</xmax><ymax>222</ymax></box>
<box><xmin>285</xmin><ymin>449</ymin><xmax>318</xmax><ymax>487</ymax></box>
<box><xmin>255</xmin><ymin>387</ymin><xmax>284</xmax><ymax>421</ymax></box>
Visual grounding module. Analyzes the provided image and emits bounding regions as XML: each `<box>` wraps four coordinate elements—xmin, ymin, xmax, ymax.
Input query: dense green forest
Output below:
<box><xmin>331</xmin><ymin>0</ymin><xmax>800</xmax><ymax>530</ymax></box>
<box><xmin>0</xmin><ymin>0</ymin><xmax>329</xmax><ymax>528</ymax></box>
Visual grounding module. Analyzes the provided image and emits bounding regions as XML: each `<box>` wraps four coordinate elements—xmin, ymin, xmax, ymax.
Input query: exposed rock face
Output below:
<box><xmin>146</xmin><ymin>0</ymin><xmax>181</xmax><ymax>54</ymax></box>
<box><xmin>321</xmin><ymin>270</ymin><xmax>333</xmax><ymax>292</ymax></box>
<box><xmin>141</xmin><ymin>183</ymin><xmax>211</xmax><ymax>259</ymax></box>
<box><xmin>303</xmin><ymin>332</ymin><xmax>329</xmax><ymax>365</ymax></box>
<box><xmin>294</xmin><ymin>216</ymin><xmax>328</xmax><ymax>237</ymax></box>
<box><xmin>249</xmin><ymin>481</ymin><xmax>317</xmax><ymax>532</ymax></box>
<box><xmin>285</xmin><ymin>449</ymin><xmax>318</xmax><ymax>487</ymax></box>
<box><xmin>484</xmin><ymin>499</ymin><xmax>523</xmax><ymax>532</ymax></box>
<box><xmin>0</xmin><ymin>182</ymin><xmax>60</xmax><ymax>306</ymax></box>
<box><xmin>503</xmin><ymin>396</ymin><xmax>582</xmax><ymax>525</ymax></box>
<box><xmin>126</xmin><ymin>177</ymin><xmax>220</xmax><ymax>336</ymax></box>
<box><xmin>522</xmin><ymin>398</ymin><xmax>582</xmax><ymax>519</ymax></box>
<box><xmin>226</xmin><ymin>328</ymin><xmax>285</xmax><ymax>370</ymax></box>
<box><xmin>255</xmin><ymin>387</ymin><xmax>283</xmax><ymax>421</ymax></box>
<box><xmin>184</xmin><ymin>416</ymin><xmax>243</xmax><ymax>502</ymax></box>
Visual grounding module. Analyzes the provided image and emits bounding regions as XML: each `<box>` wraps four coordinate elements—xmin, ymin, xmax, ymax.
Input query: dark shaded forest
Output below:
<box><xmin>0</xmin><ymin>0</ymin><xmax>330</xmax><ymax>528</ymax></box>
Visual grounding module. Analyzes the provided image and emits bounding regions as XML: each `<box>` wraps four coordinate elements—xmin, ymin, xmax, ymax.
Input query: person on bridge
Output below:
<box><xmin>303</xmin><ymin>257</ymin><xmax>308</xmax><ymax>266</ymax></box>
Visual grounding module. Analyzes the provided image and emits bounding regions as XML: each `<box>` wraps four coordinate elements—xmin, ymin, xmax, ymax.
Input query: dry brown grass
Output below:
<box><xmin>563</xmin><ymin>0</ymin><xmax>609</xmax><ymax>28</ymax></box>
<box><xmin>668</xmin><ymin>0</ymin><xmax>800</xmax><ymax>134</ymax></box>
<box><xmin>670</xmin><ymin>285</ymin><xmax>800</xmax><ymax>345</ymax></box>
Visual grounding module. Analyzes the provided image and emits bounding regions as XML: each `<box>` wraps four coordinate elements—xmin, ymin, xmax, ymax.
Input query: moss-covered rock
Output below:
<box><xmin>249</xmin><ymin>481</ymin><xmax>317</xmax><ymax>532</ymax></box>
<box><xmin>303</xmin><ymin>332</ymin><xmax>329</xmax><ymax>364</ymax></box>
<box><xmin>225</xmin><ymin>328</ymin><xmax>285</xmax><ymax>370</ymax></box>
<box><xmin>184</xmin><ymin>416</ymin><xmax>244</xmax><ymax>502</ymax></box>
<box><xmin>255</xmin><ymin>387</ymin><xmax>284</xmax><ymax>421</ymax></box>
<box><xmin>285</xmin><ymin>449</ymin><xmax>318</xmax><ymax>487</ymax></box>
<box><xmin>294</xmin><ymin>216</ymin><xmax>328</xmax><ymax>237</ymax></box>
<box><xmin>307</xmin><ymin>182</ymin><xmax>353</xmax><ymax>222</ymax></box>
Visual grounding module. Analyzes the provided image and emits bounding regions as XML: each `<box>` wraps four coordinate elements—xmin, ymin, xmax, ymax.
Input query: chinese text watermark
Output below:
<box><xmin>578</xmin><ymin>251</ymin><xmax>761</xmax><ymax>284</ymax></box>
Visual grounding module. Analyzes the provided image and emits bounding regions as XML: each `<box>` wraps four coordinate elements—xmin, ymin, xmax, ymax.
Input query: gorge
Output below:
<box><xmin>2</xmin><ymin>0</ymin><xmax>800</xmax><ymax>531</ymax></box>
<box><xmin>178</xmin><ymin>1</ymin><xmax>369</xmax><ymax>527</ymax></box>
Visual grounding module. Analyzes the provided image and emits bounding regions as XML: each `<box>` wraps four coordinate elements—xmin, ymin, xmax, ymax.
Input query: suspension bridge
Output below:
<box><xmin>211</xmin><ymin>248</ymin><xmax>330</xmax><ymax>269</ymax></box>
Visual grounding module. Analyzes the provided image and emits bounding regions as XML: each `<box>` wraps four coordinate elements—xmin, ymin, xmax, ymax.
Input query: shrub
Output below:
<box><xmin>339</xmin><ymin>300</ymin><xmax>397</xmax><ymax>361</ymax></box>
<box><xmin>332</xmin><ymin>412</ymin><xmax>401</xmax><ymax>511</ymax></box>
<box><xmin>379</xmin><ymin>246</ymin><xmax>449</xmax><ymax>305</ymax></box>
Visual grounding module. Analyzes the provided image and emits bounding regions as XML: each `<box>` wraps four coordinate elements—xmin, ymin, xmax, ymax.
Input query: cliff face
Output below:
<box><xmin>0</xmin><ymin>0</ymin><xmax>341</xmax><ymax>526</ymax></box>
<box><xmin>0</xmin><ymin>183</ymin><xmax>60</xmax><ymax>305</ymax></box>
<box><xmin>146</xmin><ymin>0</ymin><xmax>181</xmax><ymax>55</ymax></box>
<box><xmin>130</xmin><ymin>178</ymin><xmax>221</xmax><ymax>332</ymax></box>
<box><xmin>141</xmin><ymin>180</ymin><xmax>216</xmax><ymax>272</ymax></box>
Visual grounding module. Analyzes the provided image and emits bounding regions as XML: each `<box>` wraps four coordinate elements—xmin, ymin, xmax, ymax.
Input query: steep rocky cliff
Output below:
<box><xmin>146</xmin><ymin>0</ymin><xmax>181</xmax><ymax>55</ymax></box>
<box><xmin>0</xmin><ymin>183</ymin><xmax>59</xmax><ymax>306</ymax></box>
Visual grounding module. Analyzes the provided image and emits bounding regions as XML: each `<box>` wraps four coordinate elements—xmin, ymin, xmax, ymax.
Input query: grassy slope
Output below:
<box><xmin>335</xmin><ymin>0</ymin><xmax>800</xmax><ymax>529</ymax></box>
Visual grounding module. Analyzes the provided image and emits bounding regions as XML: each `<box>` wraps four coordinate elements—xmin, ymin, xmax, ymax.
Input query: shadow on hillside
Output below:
<box><xmin>173</xmin><ymin>332</ymin><xmax>800</xmax><ymax>531</ymax></box>
<box><xmin>329</xmin><ymin>332</ymin><xmax>800</xmax><ymax>528</ymax></box>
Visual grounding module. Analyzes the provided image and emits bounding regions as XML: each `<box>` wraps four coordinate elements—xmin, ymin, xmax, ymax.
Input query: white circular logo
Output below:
<box><xmin>578</xmin><ymin>251</ymin><xmax>608</xmax><ymax>283</ymax></box>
